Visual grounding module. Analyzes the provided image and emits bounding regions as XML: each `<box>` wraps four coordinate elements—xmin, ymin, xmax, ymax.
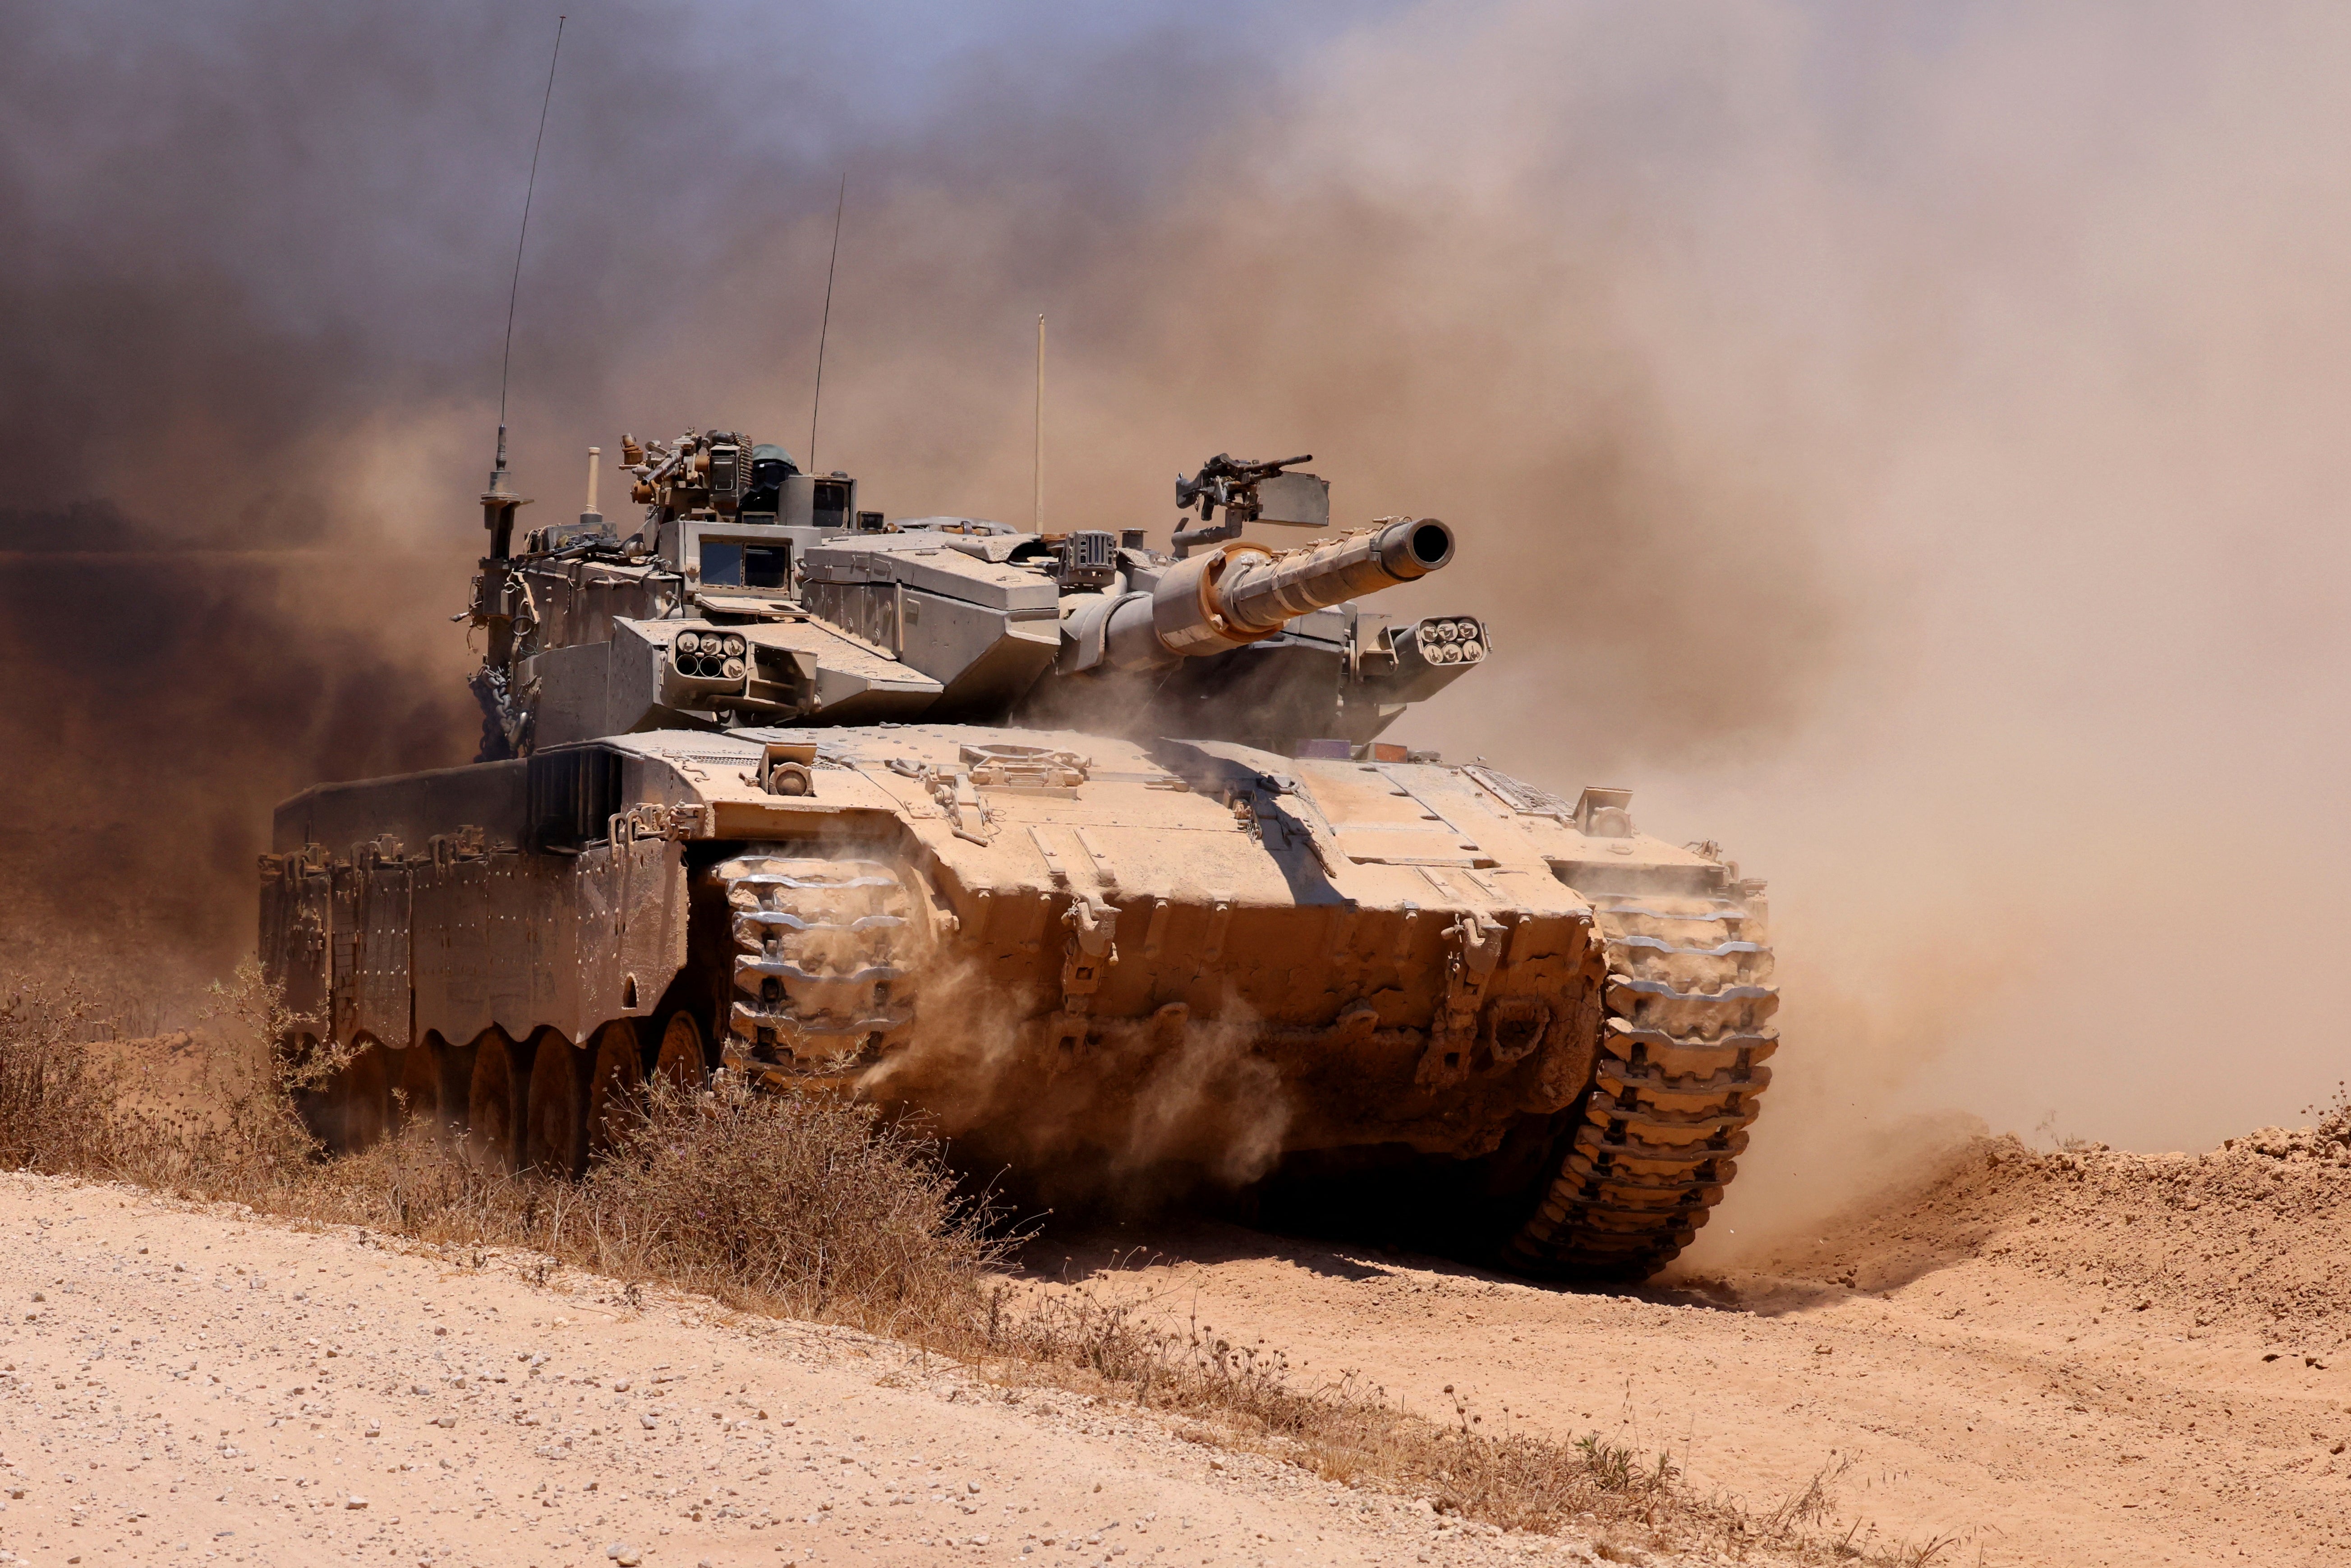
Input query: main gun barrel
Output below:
<box><xmin>1104</xmin><ymin>515</ymin><xmax>1455</xmax><ymax>667</ymax></box>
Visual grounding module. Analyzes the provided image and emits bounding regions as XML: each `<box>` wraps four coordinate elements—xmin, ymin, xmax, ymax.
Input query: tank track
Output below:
<box><xmin>1501</xmin><ymin>883</ymin><xmax>1778</xmax><ymax>1281</ymax></box>
<box><xmin>712</xmin><ymin>853</ymin><xmax>920</xmax><ymax>1087</ymax></box>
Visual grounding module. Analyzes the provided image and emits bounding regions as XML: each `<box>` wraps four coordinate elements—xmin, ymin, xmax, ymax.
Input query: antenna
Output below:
<box><xmin>480</xmin><ymin>15</ymin><xmax>566</xmax><ymax>561</ymax></box>
<box><xmin>488</xmin><ymin>14</ymin><xmax>568</xmax><ymax>497</ymax></box>
<box><xmin>1044</xmin><ymin>313</ymin><xmax>1053</xmax><ymax>533</ymax></box>
<box><xmin>808</xmin><ymin>172</ymin><xmax>847</xmax><ymax>471</ymax></box>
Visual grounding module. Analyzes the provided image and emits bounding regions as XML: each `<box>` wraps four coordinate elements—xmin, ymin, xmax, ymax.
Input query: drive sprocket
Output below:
<box><xmin>710</xmin><ymin>851</ymin><xmax>922</xmax><ymax>1086</ymax></box>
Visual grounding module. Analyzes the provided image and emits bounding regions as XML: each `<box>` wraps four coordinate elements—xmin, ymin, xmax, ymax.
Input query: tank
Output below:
<box><xmin>260</xmin><ymin>432</ymin><xmax>1777</xmax><ymax>1281</ymax></box>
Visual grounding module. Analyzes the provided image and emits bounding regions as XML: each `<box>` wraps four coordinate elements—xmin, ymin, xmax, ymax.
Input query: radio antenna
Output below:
<box><xmin>1044</xmin><ymin>315</ymin><xmax>1053</xmax><ymax>531</ymax></box>
<box><xmin>489</xmin><ymin>13</ymin><xmax>568</xmax><ymax>493</ymax></box>
<box><xmin>807</xmin><ymin>172</ymin><xmax>847</xmax><ymax>471</ymax></box>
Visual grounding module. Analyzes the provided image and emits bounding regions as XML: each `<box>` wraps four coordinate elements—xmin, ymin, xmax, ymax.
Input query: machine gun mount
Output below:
<box><xmin>1172</xmin><ymin>452</ymin><xmax>1330</xmax><ymax>556</ymax></box>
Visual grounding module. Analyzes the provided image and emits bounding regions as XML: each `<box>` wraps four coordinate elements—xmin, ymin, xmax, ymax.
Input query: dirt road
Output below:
<box><xmin>0</xmin><ymin>1174</ymin><xmax>1605</xmax><ymax>1568</ymax></box>
<box><xmin>1031</xmin><ymin>1131</ymin><xmax>2351</xmax><ymax>1568</ymax></box>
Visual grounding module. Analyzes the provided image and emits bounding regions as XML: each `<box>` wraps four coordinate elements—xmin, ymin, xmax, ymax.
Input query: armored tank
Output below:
<box><xmin>261</xmin><ymin>431</ymin><xmax>1777</xmax><ymax>1280</ymax></box>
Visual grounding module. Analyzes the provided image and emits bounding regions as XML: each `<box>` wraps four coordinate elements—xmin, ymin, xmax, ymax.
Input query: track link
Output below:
<box><xmin>1502</xmin><ymin>885</ymin><xmax>1777</xmax><ymax>1281</ymax></box>
<box><xmin>712</xmin><ymin>853</ymin><xmax>922</xmax><ymax>1087</ymax></box>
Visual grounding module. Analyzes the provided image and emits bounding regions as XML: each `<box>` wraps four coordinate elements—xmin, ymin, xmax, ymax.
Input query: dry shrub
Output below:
<box><xmin>169</xmin><ymin>958</ymin><xmax>346</xmax><ymax>1186</ymax></box>
<box><xmin>285</xmin><ymin>1084</ymin><xmax>1003</xmax><ymax>1336</ymax></box>
<box><xmin>3</xmin><ymin>970</ymin><xmax>989</xmax><ymax>1326</ymax></box>
<box><xmin>0</xmin><ymin>968</ymin><xmax>998</xmax><ymax>1340</ymax></box>
<box><xmin>0</xmin><ymin>979</ymin><xmax>122</xmax><ymax>1173</ymax></box>
<box><xmin>574</xmin><ymin>1078</ymin><xmax>1003</xmax><ymax>1330</ymax></box>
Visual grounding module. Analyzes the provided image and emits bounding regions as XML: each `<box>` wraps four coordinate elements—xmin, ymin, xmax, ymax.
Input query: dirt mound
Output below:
<box><xmin>1751</xmin><ymin>1125</ymin><xmax>2351</xmax><ymax>1342</ymax></box>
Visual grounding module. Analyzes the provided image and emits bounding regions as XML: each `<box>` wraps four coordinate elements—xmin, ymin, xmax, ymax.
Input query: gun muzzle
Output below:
<box><xmin>1106</xmin><ymin>516</ymin><xmax>1455</xmax><ymax>666</ymax></box>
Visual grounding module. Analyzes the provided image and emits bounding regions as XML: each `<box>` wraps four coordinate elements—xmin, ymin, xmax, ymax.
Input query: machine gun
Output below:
<box><xmin>1172</xmin><ymin>452</ymin><xmax>1330</xmax><ymax>556</ymax></box>
<box><xmin>620</xmin><ymin>429</ymin><xmax>751</xmax><ymax>526</ymax></box>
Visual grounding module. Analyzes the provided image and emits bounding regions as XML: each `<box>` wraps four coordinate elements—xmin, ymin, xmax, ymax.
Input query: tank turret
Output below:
<box><xmin>468</xmin><ymin>445</ymin><xmax>1489</xmax><ymax>758</ymax></box>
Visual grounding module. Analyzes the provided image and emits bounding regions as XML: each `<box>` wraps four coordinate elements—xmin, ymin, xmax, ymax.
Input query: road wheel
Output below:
<box><xmin>437</xmin><ymin>1037</ymin><xmax>478</xmax><ymax>1141</ymax></box>
<box><xmin>334</xmin><ymin>1038</ymin><xmax>392</xmax><ymax>1155</ymax></box>
<box><xmin>524</xmin><ymin>1029</ymin><xmax>591</xmax><ymax>1179</ymax></box>
<box><xmin>586</xmin><ymin>1020</ymin><xmax>645</xmax><ymax>1159</ymax></box>
<box><xmin>466</xmin><ymin>1027</ymin><xmax>530</xmax><ymax>1176</ymax></box>
<box><xmin>391</xmin><ymin>1042</ymin><xmax>446</xmax><ymax>1138</ymax></box>
<box><xmin>651</xmin><ymin>1011</ymin><xmax>708</xmax><ymax>1094</ymax></box>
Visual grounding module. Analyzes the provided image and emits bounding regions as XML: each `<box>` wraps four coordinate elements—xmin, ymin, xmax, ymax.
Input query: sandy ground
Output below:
<box><xmin>0</xmin><ymin>1173</ymin><xmax>1646</xmax><ymax>1568</ymax></box>
<box><xmin>1028</xmin><ymin>1131</ymin><xmax>2351</xmax><ymax>1568</ymax></box>
<box><xmin>7</xmin><ymin>1123</ymin><xmax>2348</xmax><ymax>1568</ymax></box>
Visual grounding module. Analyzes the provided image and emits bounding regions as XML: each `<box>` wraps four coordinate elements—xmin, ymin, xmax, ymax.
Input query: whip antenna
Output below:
<box><xmin>489</xmin><ymin>13</ymin><xmax>567</xmax><ymax>492</ymax></box>
<box><xmin>808</xmin><ymin>172</ymin><xmax>846</xmax><ymax>471</ymax></box>
<box><xmin>1044</xmin><ymin>315</ymin><xmax>1053</xmax><ymax>531</ymax></box>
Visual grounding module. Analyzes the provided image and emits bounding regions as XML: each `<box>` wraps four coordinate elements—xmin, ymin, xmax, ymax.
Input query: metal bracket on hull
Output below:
<box><xmin>1415</xmin><ymin>911</ymin><xmax>1508</xmax><ymax>1088</ymax></box>
<box><xmin>1047</xmin><ymin>895</ymin><xmax>1120</xmax><ymax>1059</ymax></box>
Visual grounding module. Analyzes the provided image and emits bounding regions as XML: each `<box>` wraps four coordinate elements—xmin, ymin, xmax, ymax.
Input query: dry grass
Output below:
<box><xmin>0</xmin><ymin>965</ymin><xmax>997</xmax><ymax>1336</ymax></box>
<box><xmin>294</xmin><ymin>1080</ymin><xmax>1006</xmax><ymax>1335</ymax></box>
<box><xmin>0</xmin><ymin>979</ymin><xmax>120</xmax><ymax>1173</ymax></box>
<box><xmin>0</xmin><ymin>967</ymin><xmax>1949</xmax><ymax>1565</ymax></box>
<box><xmin>578</xmin><ymin>1076</ymin><xmax>1005</xmax><ymax>1330</ymax></box>
<box><xmin>982</xmin><ymin>1278</ymin><xmax>1691</xmax><ymax>1526</ymax></box>
<box><xmin>967</xmin><ymin>1278</ymin><xmax>1960</xmax><ymax>1564</ymax></box>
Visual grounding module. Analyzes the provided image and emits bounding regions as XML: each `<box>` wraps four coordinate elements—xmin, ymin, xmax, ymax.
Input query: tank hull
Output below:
<box><xmin>262</xmin><ymin>724</ymin><xmax>1772</xmax><ymax>1277</ymax></box>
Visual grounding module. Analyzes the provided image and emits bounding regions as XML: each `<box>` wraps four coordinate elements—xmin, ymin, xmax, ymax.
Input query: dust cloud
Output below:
<box><xmin>863</xmin><ymin>952</ymin><xmax>1291</xmax><ymax>1209</ymax></box>
<box><xmin>0</xmin><ymin>508</ymin><xmax>474</xmax><ymax>1001</ymax></box>
<box><xmin>6</xmin><ymin>1</ymin><xmax>2347</xmax><ymax>1222</ymax></box>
